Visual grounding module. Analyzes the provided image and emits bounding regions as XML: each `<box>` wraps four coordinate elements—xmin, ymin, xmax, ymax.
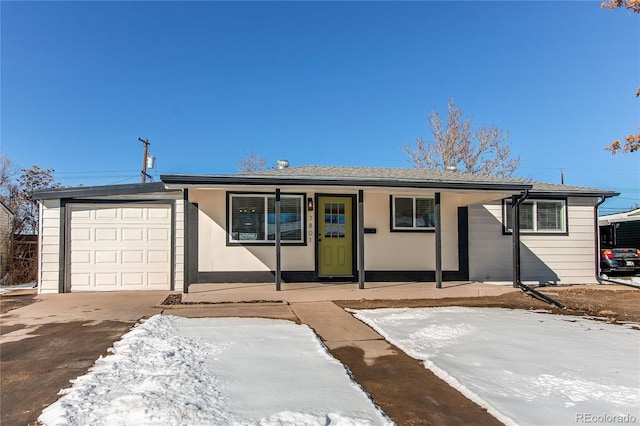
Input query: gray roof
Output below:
<box><xmin>34</xmin><ymin>166</ymin><xmax>619</xmax><ymax>200</ymax></box>
<box><xmin>239</xmin><ymin>165</ymin><xmax>617</xmax><ymax>196</ymax></box>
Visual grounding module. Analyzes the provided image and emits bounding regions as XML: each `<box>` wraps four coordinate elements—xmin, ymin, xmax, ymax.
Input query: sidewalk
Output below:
<box><xmin>167</xmin><ymin>301</ymin><xmax>503</xmax><ymax>425</ymax></box>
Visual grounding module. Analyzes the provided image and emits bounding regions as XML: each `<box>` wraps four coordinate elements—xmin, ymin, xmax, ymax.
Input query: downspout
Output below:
<box><xmin>512</xmin><ymin>190</ymin><xmax>566</xmax><ymax>309</ymax></box>
<box><xmin>275</xmin><ymin>189</ymin><xmax>282</xmax><ymax>291</ymax></box>
<box><xmin>512</xmin><ymin>190</ymin><xmax>529</xmax><ymax>288</ymax></box>
<box><xmin>358</xmin><ymin>190</ymin><xmax>365</xmax><ymax>289</ymax></box>
<box><xmin>435</xmin><ymin>192</ymin><xmax>442</xmax><ymax>289</ymax></box>
<box><xmin>594</xmin><ymin>196</ymin><xmax>606</xmax><ymax>283</ymax></box>
<box><xmin>183</xmin><ymin>189</ymin><xmax>190</xmax><ymax>294</ymax></box>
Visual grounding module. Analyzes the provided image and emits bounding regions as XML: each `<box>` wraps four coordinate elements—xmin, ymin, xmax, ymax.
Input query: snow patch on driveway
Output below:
<box><xmin>39</xmin><ymin>315</ymin><xmax>391</xmax><ymax>426</ymax></box>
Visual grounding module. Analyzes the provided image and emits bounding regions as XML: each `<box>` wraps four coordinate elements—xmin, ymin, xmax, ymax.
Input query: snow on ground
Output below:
<box><xmin>353</xmin><ymin>307</ymin><xmax>640</xmax><ymax>426</ymax></box>
<box><xmin>39</xmin><ymin>315</ymin><xmax>392</xmax><ymax>426</ymax></box>
<box><xmin>604</xmin><ymin>275</ymin><xmax>640</xmax><ymax>288</ymax></box>
<box><xmin>0</xmin><ymin>282</ymin><xmax>35</xmax><ymax>294</ymax></box>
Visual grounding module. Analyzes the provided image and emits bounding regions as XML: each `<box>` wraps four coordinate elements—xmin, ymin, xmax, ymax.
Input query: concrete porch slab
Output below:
<box><xmin>183</xmin><ymin>281</ymin><xmax>519</xmax><ymax>303</ymax></box>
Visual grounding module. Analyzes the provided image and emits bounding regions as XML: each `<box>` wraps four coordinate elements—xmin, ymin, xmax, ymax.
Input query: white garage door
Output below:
<box><xmin>67</xmin><ymin>204</ymin><xmax>172</xmax><ymax>291</ymax></box>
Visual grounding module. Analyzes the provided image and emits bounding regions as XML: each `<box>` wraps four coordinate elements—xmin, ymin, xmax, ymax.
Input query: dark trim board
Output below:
<box><xmin>365</xmin><ymin>270</ymin><xmax>468</xmax><ymax>282</ymax></box>
<box><xmin>36</xmin><ymin>182</ymin><xmax>179</xmax><ymax>200</ymax></box>
<box><xmin>195</xmin><ymin>270</ymin><xmax>467</xmax><ymax>283</ymax></box>
<box><xmin>197</xmin><ymin>271</ymin><xmax>315</xmax><ymax>283</ymax></box>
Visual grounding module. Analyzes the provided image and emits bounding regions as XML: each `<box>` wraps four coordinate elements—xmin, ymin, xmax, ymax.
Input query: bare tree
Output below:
<box><xmin>605</xmin><ymin>88</ymin><xmax>640</xmax><ymax>155</ymax></box>
<box><xmin>602</xmin><ymin>1</ymin><xmax>639</xmax><ymax>154</ymax></box>
<box><xmin>0</xmin><ymin>158</ymin><xmax>61</xmax><ymax>284</ymax></box>
<box><xmin>237</xmin><ymin>149</ymin><xmax>267</xmax><ymax>173</ymax></box>
<box><xmin>601</xmin><ymin>0</ymin><xmax>640</xmax><ymax>12</ymax></box>
<box><xmin>402</xmin><ymin>98</ymin><xmax>520</xmax><ymax>178</ymax></box>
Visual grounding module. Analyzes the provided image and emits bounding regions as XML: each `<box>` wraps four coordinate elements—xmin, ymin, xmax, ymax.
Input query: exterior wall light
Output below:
<box><xmin>307</xmin><ymin>197</ymin><xmax>314</xmax><ymax>211</ymax></box>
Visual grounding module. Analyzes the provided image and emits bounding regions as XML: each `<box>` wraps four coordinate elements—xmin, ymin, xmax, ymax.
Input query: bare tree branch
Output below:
<box><xmin>402</xmin><ymin>98</ymin><xmax>520</xmax><ymax>178</ymax></box>
<box><xmin>237</xmin><ymin>150</ymin><xmax>267</xmax><ymax>173</ymax></box>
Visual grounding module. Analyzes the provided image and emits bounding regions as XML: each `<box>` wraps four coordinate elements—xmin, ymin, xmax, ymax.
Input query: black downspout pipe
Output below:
<box><xmin>435</xmin><ymin>192</ymin><xmax>442</xmax><ymax>289</ymax></box>
<box><xmin>358</xmin><ymin>190</ymin><xmax>365</xmax><ymax>289</ymax></box>
<box><xmin>512</xmin><ymin>190</ymin><xmax>528</xmax><ymax>288</ymax></box>
<box><xmin>275</xmin><ymin>189</ymin><xmax>282</xmax><ymax>291</ymax></box>
<box><xmin>594</xmin><ymin>196</ymin><xmax>607</xmax><ymax>283</ymax></box>
<box><xmin>183</xmin><ymin>189</ymin><xmax>190</xmax><ymax>294</ymax></box>
<box><xmin>511</xmin><ymin>190</ymin><xmax>566</xmax><ymax>309</ymax></box>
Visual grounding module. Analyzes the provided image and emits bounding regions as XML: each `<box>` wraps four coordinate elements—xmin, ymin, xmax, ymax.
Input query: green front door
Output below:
<box><xmin>317</xmin><ymin>196</ymin><xmax>353</xmax><ymax>277</ymax></box>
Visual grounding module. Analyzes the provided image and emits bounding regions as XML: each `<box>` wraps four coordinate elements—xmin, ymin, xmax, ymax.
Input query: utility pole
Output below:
<box><xmin>139</xmin><ymin>137</ymin><xmax>151</xmax><ymax>183</ymax></box>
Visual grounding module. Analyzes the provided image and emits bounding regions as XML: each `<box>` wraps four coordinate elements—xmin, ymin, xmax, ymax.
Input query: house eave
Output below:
<box><xmin>160</xmin><ymin>174</ymin><xmax>534</xmax><ymax>192</ymax></box>
<box><xmin>529</xmin><ymin>191</ymin><xmax>620</xmax><ymax>198</ymax></box>
<box><xmin>34</xmin><ymin>182</ymin><xmax>180</xmax><ymax>201</ymax></box>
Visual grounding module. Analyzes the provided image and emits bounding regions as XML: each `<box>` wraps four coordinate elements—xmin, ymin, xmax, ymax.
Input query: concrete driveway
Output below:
<box><xmin>0</xmin><ymin>291</ymin><xmax>167</xmax><ymax>426</ymax></box>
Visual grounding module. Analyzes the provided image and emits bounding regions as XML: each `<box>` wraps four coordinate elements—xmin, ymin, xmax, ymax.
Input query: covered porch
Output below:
<box><xmin>182</xmin><ymin>280</ymin><xmax>518</xmax><ymax>303</ymax></box>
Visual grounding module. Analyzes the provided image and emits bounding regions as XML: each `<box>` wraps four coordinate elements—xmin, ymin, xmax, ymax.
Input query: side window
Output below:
<box><xmin>391</xmin><ymin>196</ymin><xmax>435</xmax><ymax>231</ymax></box>
<box><xmin>504</xmin><ymin>199</ymin><xmax>566</xmax><ymax>233</ymax></box>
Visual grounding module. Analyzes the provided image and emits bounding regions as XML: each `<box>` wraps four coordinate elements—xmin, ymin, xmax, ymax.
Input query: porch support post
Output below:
<box><xmin>358</xmin><ymin>189</ymin><xmax>365</xmax><ymax>289</ymax></box>
<box><xmin>275</xmin><ymin>188</ymin><xmax>282</xmax><ymax>291</ymax></box>
<box><xmin>512</xmin><ymin>190</ymin><xmax>528</xmax><ymax>288</ymax></box>
<box><xmin>435</xmin><ymin>192</ymin><xmax>442</xmax><ymax>289</ymax></box>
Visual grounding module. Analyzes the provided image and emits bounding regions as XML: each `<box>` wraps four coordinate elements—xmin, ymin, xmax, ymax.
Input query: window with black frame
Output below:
<box><xmin>504</xmin><ymin>199</ymin><xmax>566</xmax><ymax>233</ymax></box>
<box><xmin>229</xmin><ymin>194</ymin><xmax>304</xmax><ymax>243</ymax></box>
<box><xmin>391</xmin><ymin>196</ymin><xmax>435</xmax><ymax>231</ymax></box>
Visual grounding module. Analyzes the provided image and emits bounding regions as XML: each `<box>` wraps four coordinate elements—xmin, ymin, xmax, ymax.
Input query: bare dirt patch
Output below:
<box><xmin>334</xmin><ymin>286</ymin><xmax>640</xmax><ymax>324</ymax></box>
<box><xmin>0</xmin><ymin>289</ymin><xmax>37</xmax><ymax>314</ymax></box>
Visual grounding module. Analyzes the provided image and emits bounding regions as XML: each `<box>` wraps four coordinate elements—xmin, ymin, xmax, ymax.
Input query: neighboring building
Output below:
<box><xmin>33</xmin><ymin>165</ymin><xmax>618</xmax><ymax>294</ymax></box>
<box><xmin>599</xmin><ymin>208</ymin><xmax>640</xmax><ymax>249</ymax></box>
<box><xmin>0</xmin><ymin>200</ymin><xmax>13</xmax><ymax>279</ymax></box>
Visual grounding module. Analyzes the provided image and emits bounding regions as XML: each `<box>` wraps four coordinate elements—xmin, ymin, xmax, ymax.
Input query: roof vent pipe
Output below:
<box><xmin>445</xmin><ymin>165</ymin><xmax>457</xmax><ymax>172</ymax></box>
<box><xmin>277</xmin><ymin>160</ymin><xmax>290</xmax><ymax>170</ymax></box>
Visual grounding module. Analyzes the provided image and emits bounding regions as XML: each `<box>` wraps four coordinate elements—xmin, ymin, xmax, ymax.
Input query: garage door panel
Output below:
<box><xmin>96</xmin><ymin>228</ymin><xmax>118</xmax><ymax>241</ymax></box>
<box><xmin>122</xmin><ymin>228</ymin><xmax>144</xmax><ymax>241</ymax></box>
<box><xmin>70</xmin><ymin>207</ymin><xmax>92</xmax><ymax>219</ymax></box>
<box><xmin>148</xmin><ymin>228</ymin><xmax>169</xmax><ymax>241</ymax></box>
<box><xmin>148</xmin><ymin>272</ymin><xmax>170</xmax><ymax>286</ymax></box>
<box><xmin>122</xmin><ymin>250</ymin><xmax>144</xmax><ymax>264</ymax></box>
<box><xmin>70</xmin><ymin>273</ymin><xmax>91</xmax><ymax>287</ymax></box>
<box><xmin>95</xmin><ymin>250</ymin><xmax>118</xmax><ymax>264</ymax></box>
<box><xmin>122</xmin><ymin>272</ymin><xmax>144</xmax><ymax>286</ymax></box>
<box><xmin>148</xmin><ymin>251</ymin><xmax>169</xmax><ymax>263</ymax></box>
<box><xmin>122</xmin><ymin>208</ymin><xmax>144</xmax><ymax>219</ymax></box>
<box><xmin>95</xmin><ymin>273</ymin><xmax>118</xmax><ymax>286</ymax></box>
<box><xmin>70</xmin><ymin>228</ymin><xmax>92</xmax><ymax>241</ymax></box>
<box><xmin>68</xmin><ymin>204</ymin><xmax>171</xmax><ymax>292</ymax></box>
<box><xmin>148</xmin><ymin>208</ymin><xmax>170</xmax><ymax>220</ymax></box>
<box><xmin>71</xmin><ymin>251</ymin><xmax>91</xmax><ymax>264</ymax></box>
<box><xmin>95</xmin><ymin>208</ymin><xmax>118</xmax><ymax>219</ymax></box>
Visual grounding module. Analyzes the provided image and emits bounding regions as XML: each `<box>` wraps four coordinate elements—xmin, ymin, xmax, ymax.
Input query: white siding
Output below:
<box><xmin>469</xmin><ymin>197</ymin><xmax>599</xmax><ymax>285</ymax></box>
<box><xmin>38</xmin><ymin>200</ymin><xmax>61</xmax><ymax>294</ymax></box>
<box><xmin>363</xmin><ymin>192</ymin><xmax>459</xmax><ymax>271</ymax></box>
<box><xmin>194</xmin><ymin>189</ymin><xmax>315</xmax><ymax>272</ymax></box>
<box><xmin>193</xmin><ymin>188</ymin><xmax>470</xmax><ymax>274</ymax></box>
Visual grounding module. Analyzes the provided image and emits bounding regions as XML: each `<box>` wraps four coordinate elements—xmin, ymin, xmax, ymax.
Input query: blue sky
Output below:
<box><xmin>1</xmin><ymin>1</ymin><xmax>638</xmax><ymax>213</ymax></box>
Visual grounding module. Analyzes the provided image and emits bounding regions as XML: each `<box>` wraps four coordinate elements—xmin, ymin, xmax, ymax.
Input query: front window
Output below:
<box><xmin>229</xmin><ymin>194</ymin><xmax>304</xmax><ymax>243</ymax></box>
<box><xmin>392</xmin><ymin>196</ymin><xmax>435</xmax><ymax>231</ymax></box>
<box><xmin>504</xmin><ymin>199</ymin><xmax>566</xmax><ymax>233</ymax></box>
